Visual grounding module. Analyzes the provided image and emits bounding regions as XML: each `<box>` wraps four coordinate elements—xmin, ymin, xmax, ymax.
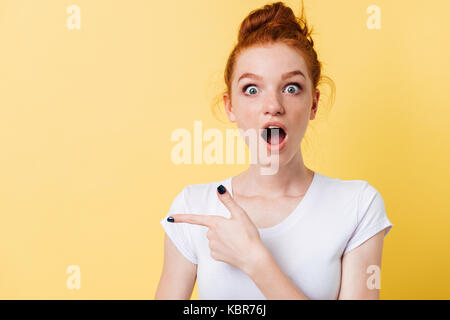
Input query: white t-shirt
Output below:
<box><xmin>160</xmin><ymin>171</ymin><xmax>393</xmax><ymax>300</ymax></box>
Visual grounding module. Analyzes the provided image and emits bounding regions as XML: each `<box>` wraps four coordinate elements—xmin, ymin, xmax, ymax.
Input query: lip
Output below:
<box><xmin>261</xmin><ymin>121</ymin><xmax>288</xmax><ymax>152</ymax></box>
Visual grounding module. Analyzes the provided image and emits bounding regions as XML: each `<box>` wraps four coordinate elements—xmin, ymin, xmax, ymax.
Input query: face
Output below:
<box><xmin>223</xmin><ymin>42</ymin><xmax>320</xmax><ymax>166</ymax></box>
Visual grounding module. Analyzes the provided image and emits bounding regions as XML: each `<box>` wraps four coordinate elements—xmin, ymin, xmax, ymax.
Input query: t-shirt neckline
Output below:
<box><xmin>223</xmin><ymin>171</ymin><xmax>320</xmax><ymax>238</ymax></box>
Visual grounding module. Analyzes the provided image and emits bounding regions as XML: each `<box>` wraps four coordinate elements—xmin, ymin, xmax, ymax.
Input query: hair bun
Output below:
<box><xmin>238</xmin><ymin>1</ymin><xmax>307</xmax><ymax>43</ymax></box>
<box><xmin>219</xmin><ymin>0</ymin><xmax>336</xmax><ymax>120</ymax></box>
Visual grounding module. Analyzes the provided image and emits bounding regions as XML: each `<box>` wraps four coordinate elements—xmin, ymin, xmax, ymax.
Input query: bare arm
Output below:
<box><xmin>154</xmin><ymin>233</ymin><xmax>197</xmax><ymax>299</ymax></box>
<box><xmin>245</xmin><ymin>247</ymin><xmax>309</xmax><ymax>299</ymax></box>
<box><xmin>338</xmin><ymin>229</ymin><xmax>386</xmax><ymax>299</ymax></box>
<box><xmin>245</xmin><ymin>229</ymin><xmax>387</xmax><ymax>300</ymax></box>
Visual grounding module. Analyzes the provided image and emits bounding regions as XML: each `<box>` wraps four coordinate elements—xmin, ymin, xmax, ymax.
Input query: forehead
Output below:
<box><xmin>233</xmin><ymin>43</ymin><xmax>310</xmax><ymax>82</ymax></box>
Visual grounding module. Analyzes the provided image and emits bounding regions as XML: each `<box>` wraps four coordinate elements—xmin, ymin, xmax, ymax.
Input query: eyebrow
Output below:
<box><xmin>237</xmin><ymin>70</ymin><xmax>306</xmax><ymax>82</ymax></box>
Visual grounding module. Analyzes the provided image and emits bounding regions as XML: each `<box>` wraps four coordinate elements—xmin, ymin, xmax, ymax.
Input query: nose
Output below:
<box><xmin>262</xmin><ymin>91</ymin><xmax>285</xmax><ymax>116</ymax></box>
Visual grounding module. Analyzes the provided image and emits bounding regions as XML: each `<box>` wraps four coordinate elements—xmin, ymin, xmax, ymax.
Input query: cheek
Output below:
<box><xmin>231</xmin><ymin>99</ymin><xmax>259</xmax><ymax>125</ymax></box>
<box><xmin>285</xmin><ymin>94</ymin><xmax>308</xmax><ymax>107</ymax></box>
<box><xmin>287</xmin><ymin>97</ymin><xmax>311</xmax><ymax>116</ymax></box>
<box><xmin>235</xmin><ymin>117</ymin><xmax>254</xmax><ymax>134</ymax></box>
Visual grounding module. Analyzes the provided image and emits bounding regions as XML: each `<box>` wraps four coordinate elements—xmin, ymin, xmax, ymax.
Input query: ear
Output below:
<box><xmin>223</xmin><ymin>92</ymin><xmax>236</xmax><ymax>122</ymax></box>
<box><xmin>310</xmin><ymin>88</ymin><xmax>320</xmax><ymax>120</ymax></box>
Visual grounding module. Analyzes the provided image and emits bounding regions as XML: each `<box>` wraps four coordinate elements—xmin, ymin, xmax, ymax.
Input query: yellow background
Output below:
<box><xmin>1</xmin><ymin>0</ymin><xmax>449</xmax><ymax>299</ymax></box>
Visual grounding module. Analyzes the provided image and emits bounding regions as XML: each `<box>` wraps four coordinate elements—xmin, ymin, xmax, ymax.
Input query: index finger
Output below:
<box><xmin>168</xmin><ymin>214</ymin><xmax>219</xmax><ymax>228</ymax></box>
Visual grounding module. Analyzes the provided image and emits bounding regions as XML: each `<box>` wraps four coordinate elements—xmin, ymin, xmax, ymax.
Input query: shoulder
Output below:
<box><xmin>322</xmin><ymin>173</ymin><xmax>390</xmax><ymax>229</ymax></box>
<box><xmin>176</xmin><ymin>177</ymin><xmax>230</xmax><ymax>215</ymax></box>
<box><xmin>180</xmin><ymin>178</ymin><xmax>224</xmax><ymax>200</ymax></box>
<box><xmin>183</xmin><ymin>180</ymin><xmax>221</xmax><ymax>196</ymax></box>
<box><xmin>327</xmin><ymin>174</ymin><xmax>385</xmax><ymax>209</ymax></box>
<box><xmin>316</xmin><ymin>172</ymin><xmax>370</xmax><ymax>201</ymax></box>
<box><xmin>314</xmin><ymin>173</ymin><xmax>385</xmax><ymax>223</ymax></box>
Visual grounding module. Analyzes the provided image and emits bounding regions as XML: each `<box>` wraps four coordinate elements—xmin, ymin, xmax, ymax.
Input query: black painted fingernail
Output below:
<box><xmin>217</xmin><ymin>185</ymin><xmax>226</xmax><ymax>194</ymax></box>
<box><xmin>167</xmin><ymin>216</ymin><xmax>174</xmax><ymax>223</ymax></box>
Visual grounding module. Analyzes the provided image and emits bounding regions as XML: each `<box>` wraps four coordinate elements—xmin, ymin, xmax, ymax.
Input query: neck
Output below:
<box><xmin>234</xmin><ymin>151</ymin><xmax>314</xmax><ymax>198</ymax></box>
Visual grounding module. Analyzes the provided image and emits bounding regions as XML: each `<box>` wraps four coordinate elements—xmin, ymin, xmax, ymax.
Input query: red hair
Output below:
<box><xmin>217</xmin><ymin>1</ymin><xmax>335</xmax><ymax>114</ymax></box>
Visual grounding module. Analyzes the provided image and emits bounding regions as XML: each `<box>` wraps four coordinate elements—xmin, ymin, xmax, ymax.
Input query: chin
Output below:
<box><xmin>257</xmin><ymin>144</ymin><xmax>295</xmax><ymax>169</ymax></box>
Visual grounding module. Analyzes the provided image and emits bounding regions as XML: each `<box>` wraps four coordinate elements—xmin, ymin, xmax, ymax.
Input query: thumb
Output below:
<box><xmin>216</xmin><ymin>184</ymin><xmax>246</xmax><ymax>219</ymax></box>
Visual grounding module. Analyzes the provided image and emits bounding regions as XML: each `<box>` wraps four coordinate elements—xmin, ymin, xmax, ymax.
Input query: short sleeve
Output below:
<box><xmin>343</xmin><ymin>182</ymin><xmax>393</xmax><ymax>255</ymax></box>
<box><xmin>160</xmin><ymin>187</ymin><xmax>198</xmax><ymax>264</ymax></box>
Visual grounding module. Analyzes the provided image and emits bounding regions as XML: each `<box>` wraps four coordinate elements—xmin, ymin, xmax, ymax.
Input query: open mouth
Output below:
<box><xmin>261</xmin><ymin>125</ymin><xmax>287</xmax><ymax>146</ymax></box>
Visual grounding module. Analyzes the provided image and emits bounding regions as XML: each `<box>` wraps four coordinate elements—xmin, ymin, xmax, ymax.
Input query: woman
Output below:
<box><xmin>155</xmin><ymin>1</ymin><xmax>393</xmax><ymax>300</ymax></box>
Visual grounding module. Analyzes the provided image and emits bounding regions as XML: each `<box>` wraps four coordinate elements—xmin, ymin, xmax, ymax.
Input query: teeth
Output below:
<box><xmin>267</xmin><ymin>125</ymin><xmax>280</xmax><ymax>129</ymax></box>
